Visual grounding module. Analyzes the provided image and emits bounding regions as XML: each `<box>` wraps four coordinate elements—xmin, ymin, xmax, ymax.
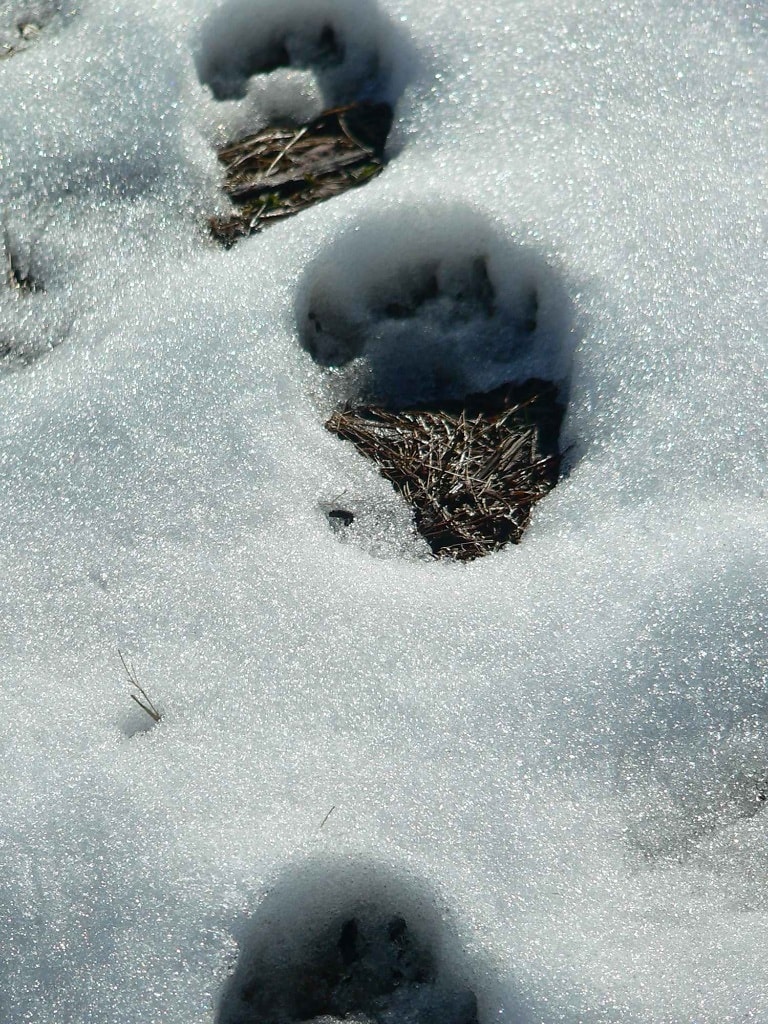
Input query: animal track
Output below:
<box><xmin>195</xmin><ymin>0</ymin><xmax>409</xmax><ymax>107</ymax></box>
<box><xmin>217</xmin><ymin>862</ymin><xmax>479</xmax><ymax>1024</ymax></box>
<box><xmin>198</xmin><ymin>0</ymin><xmax>412</xmax><ymax>242</ymax></box>
<box><xmin>626</xmin><ymin>765</ymin><xmax>768</xmax><ymax>866</ymax></box>
<box><xmin>298</xmin><ymin>206</ymin><xmax>574</xmax><ymax>409</ymax></box>
<box><xmin>300</xmin><ymin>208</ymin><xmax>576</xmax><ymax>559</ymax></box>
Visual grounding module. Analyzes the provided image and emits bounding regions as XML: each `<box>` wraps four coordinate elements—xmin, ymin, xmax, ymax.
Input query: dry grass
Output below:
<box><xmin>1</xmin><ymin>228</ymin><xmax>44</xmax><ymax>364</ymax></box>
<box><xmin>0</xmin><ymin>20</ymin><xmax>43</xmax><ymax>60</ymax></box>
<box><xmin>210</xmin><ymin>102</ymin><xmax>392</xmax><ymax>245</ymax></box>
<box><xmin>3</xmin><ymin>228</ymin><xmax>42</xmax><ymax>294</ymax></box>
<box><xmin>118</xmin><ymin>650</ymin><xmax>162</xmax><ymax>724</ymax></box>
<box><xmin>326</xmin><ymin>380</ymin><xmax>564</xmax><ymax>561</ymax></box>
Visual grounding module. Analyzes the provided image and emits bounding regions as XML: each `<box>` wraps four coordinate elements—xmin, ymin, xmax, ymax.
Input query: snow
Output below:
<box><xmin>0</xmin><ymin>0</ymin><xmax>766</xmax><ymax>1021</ymax></box>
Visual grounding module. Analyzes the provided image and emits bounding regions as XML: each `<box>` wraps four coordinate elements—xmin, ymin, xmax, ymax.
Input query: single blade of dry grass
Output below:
<box><xmin>118</xmin><ymin>649</ymin><xmax>161</xmax><ymax>724</ymax></box>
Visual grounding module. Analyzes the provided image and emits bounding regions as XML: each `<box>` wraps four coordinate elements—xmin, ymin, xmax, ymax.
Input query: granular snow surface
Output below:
<box><xmin>0</xmin><ymin>0</ymin><xmax>766</xmax><ymax>1021</ymax></box>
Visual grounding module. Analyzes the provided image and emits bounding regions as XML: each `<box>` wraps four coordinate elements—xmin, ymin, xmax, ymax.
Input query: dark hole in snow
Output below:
<box><xmin>328</xmin><ymin>507</ymin><xmax>355</xmax><ymax>529</ymax></box>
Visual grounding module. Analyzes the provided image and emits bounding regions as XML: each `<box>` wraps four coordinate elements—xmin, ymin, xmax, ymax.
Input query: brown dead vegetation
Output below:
<box><xmin>210</xmin><ymin>101</ymin><xmax>392</xmax><ymax>245</ymax></box>
<box><xmin>326</xmin><ymin>379</ymin><xmax>564</xmax><ymax>561</ymax></box>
